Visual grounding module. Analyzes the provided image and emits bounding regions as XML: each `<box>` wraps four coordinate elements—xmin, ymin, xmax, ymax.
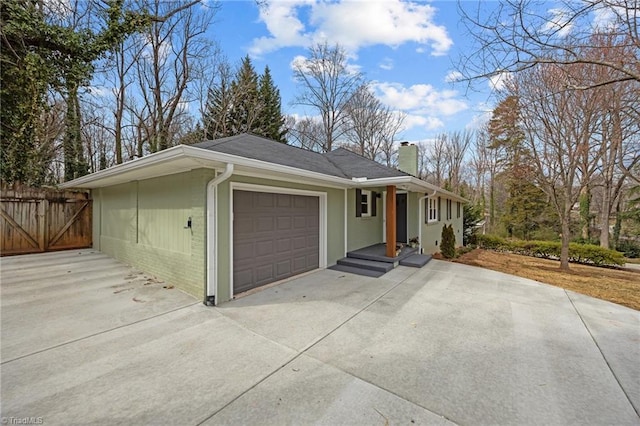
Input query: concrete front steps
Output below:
<box><xmin>329</xmin><ymin>244</ymin><xmax>432</xmax><ymax>278</ymax></box>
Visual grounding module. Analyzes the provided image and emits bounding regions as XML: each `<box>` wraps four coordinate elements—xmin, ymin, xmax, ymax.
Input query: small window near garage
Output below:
<box><xmin>426</xmin><ymin>197</ymin><xmax>438</xmax><ymax>223</ymax></box>
<box><xmin>446</xmin><ymin>199</ymin><xmax>452</xmax><ymax>220</ymax></box>
<box><xmin>355</xmin><ymin>189</ymin><xmax>376</xmax><ymax>217</ymax></box>
<box><xmin>361</xmin><ymin>190</ymin><xmax>371</xmax><ymax>216</ymax></box>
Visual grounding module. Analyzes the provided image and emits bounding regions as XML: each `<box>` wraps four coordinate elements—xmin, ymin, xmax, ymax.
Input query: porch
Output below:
<box><xmin>329</xmin><ymin>243</ymin><xmax>432</xmax><ymax>278</ymax></box>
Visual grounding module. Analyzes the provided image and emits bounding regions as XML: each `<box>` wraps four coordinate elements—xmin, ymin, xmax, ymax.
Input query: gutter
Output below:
<box><xmin>418</xmin><ymin>189</ymin><xmax>437</xmax><ymax>254</ymax></box>
<box><xmin>205</xmin><ymin>163</ymin><xmax>234</xmax><ymax>306</ymax></box>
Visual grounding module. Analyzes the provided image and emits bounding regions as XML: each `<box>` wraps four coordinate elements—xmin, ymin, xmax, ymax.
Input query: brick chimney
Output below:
<box><xmin>398</xmin><ymin>142</ymin><xmax>418</xmax><ymax>176</ymax></box>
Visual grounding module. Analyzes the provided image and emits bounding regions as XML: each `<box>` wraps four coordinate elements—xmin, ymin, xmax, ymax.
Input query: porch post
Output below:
<box><xmin>386</xmin><ymin>185</ymin><xmax>397</xmax><ymax>257</ymax></box>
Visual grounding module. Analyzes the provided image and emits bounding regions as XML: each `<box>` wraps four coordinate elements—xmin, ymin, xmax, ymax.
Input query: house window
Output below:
<box><xmin>457</xmin><ymin>202</ymin><xmax>461</xmax><ymax>219</ymax></box>
<box><xmin>446</xmin><ymin>199</ymin><xmax>452</xmax><ymax>220</ymax></box>
<box><xmin>355</xmin><ymin>189</ymin><xmax>376</xmax><ymax>217</ymax></box>
<box><xmin>361</xmin><ymin>190</ymin><xmax>371</xmax><ymax>217</ymax></box>
<box><xmin>426</xmin><ymin>197</ymin><xmax>438</xmax><ymax>223</ymax></box>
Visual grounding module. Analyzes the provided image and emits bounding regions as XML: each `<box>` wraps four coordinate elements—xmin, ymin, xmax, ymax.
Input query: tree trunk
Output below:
<box><xmin>560</xmin><ymin>215</ymin><xmax>571</xmax><ymax>270</ymax></box>
<box><xmin>579</xmin><ymin>185</ymin><xmax>590</xmax><ymax>240</ymax></box>
<box><xmin>600</xmin><ymin>186</ymin><xmax>611</xmax><ymax>248</ymax></box>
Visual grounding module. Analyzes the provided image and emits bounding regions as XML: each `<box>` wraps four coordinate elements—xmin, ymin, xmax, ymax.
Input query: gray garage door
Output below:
<box><xmin>233</xmin><ymin>190</ymin><xmax>319</xmax><ymax>294</ymax></box>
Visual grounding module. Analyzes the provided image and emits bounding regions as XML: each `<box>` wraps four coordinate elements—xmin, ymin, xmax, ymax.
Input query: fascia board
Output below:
<box><xmin>354</xmin><ymin>176</ymin><xmax>468</xmax><ymax>203</ymax></box>
<box><xmin>59</xmin><ymin>145</ymin><xmax>190</xmax><ymax>188</ymax></box>
<box><xmin>180</xmin><ymin>146</ymin><xmax>352</xmax><ymax>186</ymax></box>
<box><xmin>60</xmin><ymin>144</ymin><xmax>353</xmax><ymax>189</ymax></box>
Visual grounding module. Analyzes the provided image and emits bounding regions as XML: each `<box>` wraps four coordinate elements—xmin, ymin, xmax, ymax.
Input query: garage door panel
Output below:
<box><xmin>276</xmin><ymin>260</ymin><xmax>292</xmax><ymax>276</ymax></box>
<box><xmin>293</xmin><ymin>216</ymin><xmax>308</xmax><ymax>229</ymax></box>
<box><xmin>233</xmin><ymin>190</ymin><xmax>320</xmax><ymax>294</ymax></box>
<box><xmin>307</xmin><ymin>235</ymin><xmax>319</xmax><ymax>248</ymax></box>
<box><xmin>276</xmin><ymin>238</ymin><xmax>291</xmax><ymax>253</ymax></box>
<box><xmin>256</xmin><ymin>217</ymin><xmax>275</xmax><ymax>232</ymax></box>
<box><xmin>234</xmin><ymin>217</ymin><xmax>254</xmax><ymax>232</ymax></box>
<box><xmin>277</xmin><ymin>216</ymin><xmax>292</xmax><ymax>230</ymax></box>
<box><xmin>256</xmin><ymin>264</ymin><xmax>274</xmax><ymax>283</ymax></box>
<box><xmin>257</xmin><ymin>193</ymin><xmax>275</xmax><ymax>208</ymax></box>
<box><xmin>234</xmin><ymin>269</ymin><xmax>253</xmax><ymax>290</ymax></box>
<box><xmin>255</xmin><ymin>240</ymin><xmax>273</xmax><ymax>257</ymax></box>
<box><xmin>277</xmin><ymin>194</ymin><xmax>291</xmax><ymax>207</ymax></box>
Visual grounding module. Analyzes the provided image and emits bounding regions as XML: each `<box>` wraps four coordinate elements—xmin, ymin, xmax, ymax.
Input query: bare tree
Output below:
<box><xmin>292</xmin><ymin>42</ymin><xmax>363</xmax><ymax>152</ymax></box>
<box><xmin>459</xmin><ymin>0</ymin><xmax>640</xmax><ymax>90</ymax></box>
<box><xmin>343</xmin><ymin>83</ymin><xmax>405</xmax><ymax>162</ymax></box>
<box><xmin>133</xmin><ymin>0</ymin><xmax>217</xmax><ymax>153</ymax></box>
<box><xmin>512</xmin><ymin>63</ymin><xmax>601</xmax><ymax>270</ymax></box>
<box><xmin>286</xmin><ymin>116</ymin><xmax>326</xmax><ymax>152</ymax></box>
<box><xmin>443</xmin><ymin>130</ymin><xmax>473</xmax><ymax>193</ymax></box>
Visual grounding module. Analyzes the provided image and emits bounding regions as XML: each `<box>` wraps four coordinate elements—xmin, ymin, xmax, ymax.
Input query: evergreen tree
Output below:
<box><xmin>203</xmin><ymin>58</ymin><xmax>287</xmax><ymax>142</ymax></box>
<box><xmin>229</xmin><ymin>56</ymin><xmax>261</xmax><ymax>135</ymax></box>
<box><xmin>489</xmin><ymin>95</ymin><xmax>552</xmax><ymax>239</ymax></box>
<box><xmin>258</xmin><ymin>66</ymin><xmax>286</xmax><ymax>142</ymax></box>
<box><xmin>441</xmin><ymin>224</ymin><xmax>456</xmax><ymax>259</ymax></box>
<box><xmin>204</xmin><ymin>81</ymin><xmax>233</xmax><ymax>139</ymax></box>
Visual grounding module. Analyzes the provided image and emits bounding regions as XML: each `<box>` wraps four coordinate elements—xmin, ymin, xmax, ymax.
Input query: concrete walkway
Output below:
<box><xmin>1</xmin><ymin>250</ymin><xmax>638</xmax><ymax>425</ymax></box>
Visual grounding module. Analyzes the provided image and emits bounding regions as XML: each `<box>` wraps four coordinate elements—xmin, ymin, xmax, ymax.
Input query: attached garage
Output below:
<box><xmin>232</xmin><ymin>187</ymin><xmax>321</xmax><ymax>294</ymax></box>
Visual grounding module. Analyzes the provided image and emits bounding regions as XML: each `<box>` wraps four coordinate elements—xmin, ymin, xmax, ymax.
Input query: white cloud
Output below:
<box><xmin>543</xmin><ymin>8</ymin><xmax>574</xmax><ymax>38</ymax></box>
<box><xmin>369</xmin><ymin>81</ymin><xmax>467</xmax><ymax>134</ymax></box>
<box><xmin>88</xmin><ymin>86</ymin><xmax>113</xmax><ymax>98</ymax></box>
<box><xmin>250</xmin><ymin>0</ymin><xmax>452</xmax><ymax>56</ymax></box>
<box><xmin>379</xmin><ymin>58</ymin><xmax>394</xmax><ymax>71</ymax></box>
<box><xmin>445</xmin><ymin>70</ymin><xmax>463</xmax><ymax>83</ymax></box>
<box><xmin>488</xmin><ymin>71</ymin><xmax>511</xmax><ymax>91</ymax></box>
<box><xmin>373</xmin><ymin>82</ymin><xmax>468</xmax><ymax>116</ymax></box>
<box><xmin>465</xmin><ymin>111</ymin><xmax>491</xmax><ymax>131</ymax></box>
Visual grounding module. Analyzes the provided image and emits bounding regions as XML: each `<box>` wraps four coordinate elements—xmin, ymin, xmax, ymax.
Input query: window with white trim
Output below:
<box><xmin>446</xmin><ymin>199</ymin><xmax>452</xmax><ymax>220</ymax></box>
<box><xmin>425</xmin><ymin>197</ymin><xmax>438</xmax><ymax>223</ymax></box>
<box><xmin>360</xmin><ymin>190</ymin><xmax>371</xmax><ymax>217</ymax></box>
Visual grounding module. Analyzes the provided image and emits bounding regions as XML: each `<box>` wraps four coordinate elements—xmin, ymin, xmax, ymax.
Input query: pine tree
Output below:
<box><xmin>203</xmin><ymin>58</ymin><xmax>287</xmax><ymax>142</ymax></box>
<box><xmin>229</xmin><ymin>56</ymin><xmax>261</xmax><ymax>135</ymax></box>
<box><xmin>441</xmin><ymin>224</ymin><xmax>456</xmax><ymax>259</ymax></box>
<box><xmin>258</xmin><ymin>66</ymin><xmax>286</xmax><ymax>142</ymax></box>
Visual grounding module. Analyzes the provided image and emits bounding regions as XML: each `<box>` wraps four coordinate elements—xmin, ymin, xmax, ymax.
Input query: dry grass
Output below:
<box><xmin>450</xmin><ymin>249</ymin><xmax>640</xmax><ymax>311</ymax></box>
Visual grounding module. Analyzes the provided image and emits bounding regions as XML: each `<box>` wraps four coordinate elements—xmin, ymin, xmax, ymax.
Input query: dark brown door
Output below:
<box><xmin>396</xmin><ymin>193</ymin><xmax>407</xmax><ymax>243</ymax></box>
<box><xmin>233</xmin><ymin>190</ymin><xmax>319</xmax><ymax>294</ymax></box>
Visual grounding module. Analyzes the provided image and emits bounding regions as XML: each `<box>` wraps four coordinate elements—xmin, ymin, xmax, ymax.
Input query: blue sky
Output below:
<box><xmin>208</xmin><ymin>0</ymin><xmax>498</xmax><ymax>142</ymax></box>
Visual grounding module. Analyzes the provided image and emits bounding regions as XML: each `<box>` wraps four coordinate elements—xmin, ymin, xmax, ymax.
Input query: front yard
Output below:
<box><xmin>452</xmin><ymin>249</ymin><xmax>640</xmax><ymax>311</ymax></box>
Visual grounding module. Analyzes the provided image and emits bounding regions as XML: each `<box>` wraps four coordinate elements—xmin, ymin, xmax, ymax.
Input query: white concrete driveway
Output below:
<box><xmin>1</xmin><ymin>250</ymin><xmax>638</xmax><ymax>425</ymax></box>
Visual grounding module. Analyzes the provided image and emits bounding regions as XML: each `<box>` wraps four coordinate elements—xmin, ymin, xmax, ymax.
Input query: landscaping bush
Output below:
<box><xmin>441</xmin><ymin>224</ymin><xmax>456</xmax><ymax>259</ymax></box>
<box><xmin>476</xmin><ymin>234</ymin><xmax>506</xmax><ymax>250</ymax></box>
<box><xmin>616</xmin><ymin>240</ymin><xmax>640</xmax><ymax>258</ymax></box>
<box><xmin>475</xmin><ymin>235</ymin><xmax>625</xmax><ymax>267</ymax></box>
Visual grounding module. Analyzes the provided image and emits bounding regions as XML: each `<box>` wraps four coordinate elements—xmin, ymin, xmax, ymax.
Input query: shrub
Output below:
<box><xmin>476</xmin><ymin>234</ymin><xmax>508</xmax><ymax>250</ymax></box>
<box><xmin>475</xmin><ymin>235</ymin><xmax>625</xmax><ymax>267</ymax></box>
<box><xmin>441</xmin><ymin>224</ymin><xmax>456</xmax><ymax>259</ymax></box>
<box><xmin>616</xmin><ymin>240</ymin><xmax>640</xmax><ymax>258</ymax></box>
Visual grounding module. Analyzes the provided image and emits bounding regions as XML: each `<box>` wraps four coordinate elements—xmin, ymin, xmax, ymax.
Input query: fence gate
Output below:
<box><xmin>1</xmin><ymin>184</ymin><xmax>92</xmax><ymax>256</ymax></box>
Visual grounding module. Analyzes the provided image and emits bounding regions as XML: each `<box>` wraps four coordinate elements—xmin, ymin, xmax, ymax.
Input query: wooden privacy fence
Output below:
<box><xmin>1</xmin><ymin>183</ymin><xmax>92</xmax><ymax>256</ymax></box>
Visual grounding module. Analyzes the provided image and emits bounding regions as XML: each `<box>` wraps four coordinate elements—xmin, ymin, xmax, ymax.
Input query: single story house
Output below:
<box><xmin>61</xmin><ymin>134</ymin><xmax>466</xmax><ymax>304</ymax></box>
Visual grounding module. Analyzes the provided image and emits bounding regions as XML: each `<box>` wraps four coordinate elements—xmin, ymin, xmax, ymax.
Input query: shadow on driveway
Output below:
<box><xmin>1</xmin><ymin>252</ymin><xmax>638</xmax><ymax>425</ymax></box>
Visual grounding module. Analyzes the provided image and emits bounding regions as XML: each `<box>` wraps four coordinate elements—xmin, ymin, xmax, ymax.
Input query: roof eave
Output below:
<box><xmin>355</xmin><ymin>176</ymin><xmax>468</xmax><ymax>203</ymax></box>
<box><xmin>60</xmin><ymin>145</ymin><xmax>353</xmax><ymax>189</ymax></box>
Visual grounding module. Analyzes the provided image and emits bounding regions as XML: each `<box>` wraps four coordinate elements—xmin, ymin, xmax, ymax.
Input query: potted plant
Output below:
<box><xmin>409</xmin><ymin>236</ymin><xmax>419</xmax><ymax>248</ymax></box>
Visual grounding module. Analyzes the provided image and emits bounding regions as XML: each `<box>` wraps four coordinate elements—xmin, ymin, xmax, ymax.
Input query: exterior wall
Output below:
<box><xmin>346</xmin><ymin>187</ymin><xmax>384</xmax><ymax>251</ymax></box>
<box><xmin>215</xmin><ymin>175</ymin><xmax>346</xmax><ymax>303</ymax></box>
<box><xmin>406</xmin><ymin>192</ymin><xmax>420</xmax><ymax>243</ymax></box>
<box><xmin>420</xmin><ymin>196</ymin><xmax>464</xmax><ymax>254</ymax></box>
<box><xmin>92</xmin><ymin>170</ymin><xmax>213</xmax><ymax>299</ymax></box>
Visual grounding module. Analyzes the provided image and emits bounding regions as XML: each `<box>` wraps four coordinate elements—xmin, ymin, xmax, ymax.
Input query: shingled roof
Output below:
<box><xmin>192</xmin><ymin>133</ymin><xmax>408</xmax><ymax>180</ymax></box>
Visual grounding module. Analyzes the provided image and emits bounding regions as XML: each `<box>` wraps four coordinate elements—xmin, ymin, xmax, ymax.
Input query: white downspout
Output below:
<box><xmin>418</xmin><ymin>189</ymin><xmax>437</xmax><ymax>255</ymax></box>
<box><xmin>205</xmin><ymin>163</ymin><xmax>234</xmax><ymax>306</ymax></box>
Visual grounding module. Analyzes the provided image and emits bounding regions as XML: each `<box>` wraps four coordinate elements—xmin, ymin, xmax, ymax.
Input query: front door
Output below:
<box><xmin>396</xmin><ymin>193</ymin><xmax>407</xmax><ymax>243</ymax></box>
